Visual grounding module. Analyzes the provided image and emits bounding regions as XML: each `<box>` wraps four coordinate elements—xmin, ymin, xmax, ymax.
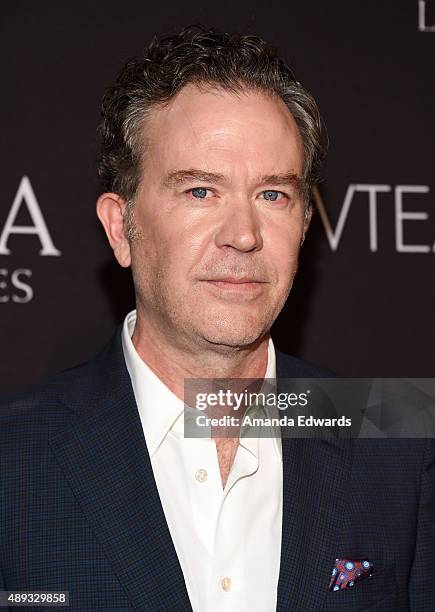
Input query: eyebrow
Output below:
<box><xmin>162</xmin><ymin>168</ymin><xmax>305</xmax><ymax>194</ymax></box>
<box><xmin>163</xmin><ymin>169</ymin><xmax>227</xmax><ymax>188</ymax></box>
<box><xmin>258</xmin><ymin>172</ymin><xmax>305</xmax><ymax>193</ymax></box>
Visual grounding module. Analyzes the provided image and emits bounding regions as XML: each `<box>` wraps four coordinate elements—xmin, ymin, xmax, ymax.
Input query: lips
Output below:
<box><xmin>200</xmin><ymin>277</ymin><xmax>268</xmax><ymax>297</ymax></box>
<box><xmin>206</xmin><ymin>277</ymin><xmax>264</xmax><ymax>284</ymax></box>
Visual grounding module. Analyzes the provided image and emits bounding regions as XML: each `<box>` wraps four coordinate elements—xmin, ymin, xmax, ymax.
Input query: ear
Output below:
<box><xmin>301</xmin><ymin>202</ymin><xmax>313</xmax><ymax>246</ymax></box>
<box><xmin>96</xmin><ymin>192</ymin><xmax>131</xmax><ymax>267</ymax></box>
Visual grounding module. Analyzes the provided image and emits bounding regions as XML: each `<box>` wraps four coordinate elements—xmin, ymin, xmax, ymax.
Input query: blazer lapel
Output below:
<box><xmin>49</xmin><ymin>327</ymin><xmax>192</xmax><ymax>612</ymax></box>
<box><xmin>275</xmin><ymin>352</ymin><xmax>353</xmax><ymax>611</ymax></box>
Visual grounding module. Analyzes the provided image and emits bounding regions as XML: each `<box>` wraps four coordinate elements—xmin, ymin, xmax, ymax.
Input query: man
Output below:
<box><xmin>1</xmin><ymin>25</ymin><xmax>434</xmax><ymax>612</ymax></box>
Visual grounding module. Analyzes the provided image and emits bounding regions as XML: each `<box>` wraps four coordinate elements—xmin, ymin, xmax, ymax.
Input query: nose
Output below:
<box><xmin>214</xmin><ymin>198</ymin><xmax>263</xmax><ymax>252</ymax></box>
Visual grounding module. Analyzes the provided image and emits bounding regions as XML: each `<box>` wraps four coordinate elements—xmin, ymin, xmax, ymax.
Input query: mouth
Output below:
<box><xmin>207</xmin><ymin>277</ymin><xmax>264</xmax><ymax>283</ymax></box>
<box><xmin>201</xmin><ymin>277</ymin><xmax>268</xmax><ymax>295</ymax></box>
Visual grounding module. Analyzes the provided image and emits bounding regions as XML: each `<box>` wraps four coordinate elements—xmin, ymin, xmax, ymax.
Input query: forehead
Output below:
<box><xmin>143</xmin><ymin>83</ymin><xmax>304</xmax><ymax>178</ymax></box>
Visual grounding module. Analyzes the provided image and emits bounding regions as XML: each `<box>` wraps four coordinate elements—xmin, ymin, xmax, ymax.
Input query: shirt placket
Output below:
<box><xmin>207</xmin><ymin>435</ymin><xmax>260</xmax><ymax>611</ymax></box>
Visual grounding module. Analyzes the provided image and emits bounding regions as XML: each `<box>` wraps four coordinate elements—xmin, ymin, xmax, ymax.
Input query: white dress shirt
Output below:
<box><xmin>122</xmin><ymin>309</ymin><xmax>283</xmax><ymax>612</ymax></box>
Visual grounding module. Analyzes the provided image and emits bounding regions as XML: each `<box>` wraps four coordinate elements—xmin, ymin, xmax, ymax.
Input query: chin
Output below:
<box><xmin>197</xmin><ymin>315</ymin><xmax>269</xmax><ymax>349</ymax></box>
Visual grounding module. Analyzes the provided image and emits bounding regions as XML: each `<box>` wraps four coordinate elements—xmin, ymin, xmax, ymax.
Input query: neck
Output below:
<box><xmin>130</xmin><ymin>309</ymin><xmax>269</xmax><ymax>401</ymax></box>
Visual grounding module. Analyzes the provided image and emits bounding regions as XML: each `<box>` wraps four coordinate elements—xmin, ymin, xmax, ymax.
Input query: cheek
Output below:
<box><xmin>146</xmin><ymin>221</ymin><xmax>209</xmax><ymax>287</ymax></box>
<box><xmin>168</xmin><ymin>217</ymin><xmax>216</xmax><ymax>271</ymax></box>
<box><xmin>265</xmin><ymin>224</ymin><xmax>303</xmax><ymax>279</ymax></box>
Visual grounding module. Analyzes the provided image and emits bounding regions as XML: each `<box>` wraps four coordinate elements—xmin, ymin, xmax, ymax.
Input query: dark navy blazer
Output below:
<box><xmin>1</xmin><ymin>326</ymin><xmax>434</xmax><ymax>611</ymax></box>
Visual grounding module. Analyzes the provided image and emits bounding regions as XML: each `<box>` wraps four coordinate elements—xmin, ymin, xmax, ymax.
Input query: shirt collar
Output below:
<box><xmin>121</xmin><ymin>309</ymin><xmax>281</xmax><ymax>461</ymax></box>
<box><xmin>122</xmin><ymin>310</ymin><xmax>184</xmax><ymax>457</ymax></box>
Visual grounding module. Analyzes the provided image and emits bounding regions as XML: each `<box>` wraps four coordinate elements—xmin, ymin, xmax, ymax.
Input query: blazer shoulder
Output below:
<box><xmin>0</xmin><ymin>364</ymin><xmax>87</xmax><ymax>441</ymax></box>
<box><xmin>0</xmin><ymin>324</ymin><xmax>125</xmax><ymax>430</ymax></box>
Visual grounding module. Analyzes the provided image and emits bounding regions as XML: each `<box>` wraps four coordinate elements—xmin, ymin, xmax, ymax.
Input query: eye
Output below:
<box><xmin>190</xmin><ymin>187</ymin><xmax>211</xmax><ymax>199</ymax></box>
<box><xmin>262</xmin><ymin>190</ymin><xmax>287</xmax><ymax>202</ymax></box>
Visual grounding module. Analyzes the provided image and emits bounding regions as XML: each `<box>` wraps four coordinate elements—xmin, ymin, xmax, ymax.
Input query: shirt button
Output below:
<box><xmin>195</xmin><ymin>468</ymin><xmax>208</xmax><ymax>483</ymax></box>
<box><xmin>221</xmin><ymin>577</ymin><xmax>232</xmax><ymax>592</ymax></box>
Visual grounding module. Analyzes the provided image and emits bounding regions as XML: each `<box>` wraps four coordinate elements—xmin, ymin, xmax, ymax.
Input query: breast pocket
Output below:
<box><xmin>322</xmin><ymin>565</ymin><xmax>398</xmax><ymax>611</ymax></box>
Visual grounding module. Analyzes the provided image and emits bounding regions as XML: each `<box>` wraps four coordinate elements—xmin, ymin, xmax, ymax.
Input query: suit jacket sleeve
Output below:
<box><xmin>409</xmin><ymin>438</ymin><xmax>435</xmax><ymax>609</ymax></box>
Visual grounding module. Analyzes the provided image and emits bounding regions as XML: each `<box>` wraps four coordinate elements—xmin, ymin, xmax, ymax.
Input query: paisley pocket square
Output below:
<box><xmin>329</xmin><ymin>558</ymin><xmax>374</xmax><ymax>591</ymax></box>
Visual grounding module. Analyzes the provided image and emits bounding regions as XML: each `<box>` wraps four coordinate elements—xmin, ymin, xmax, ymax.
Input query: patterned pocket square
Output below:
<box><xmin>329</xmin><ymin>558</ymin><xmax>374</xmax><ymax>591</ymax></box>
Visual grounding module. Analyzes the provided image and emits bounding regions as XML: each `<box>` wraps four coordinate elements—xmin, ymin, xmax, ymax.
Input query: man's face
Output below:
<box><xmin>129</xmin><ymin>83</ymin><xmax>308</xmax><ymax>351</ymax></box>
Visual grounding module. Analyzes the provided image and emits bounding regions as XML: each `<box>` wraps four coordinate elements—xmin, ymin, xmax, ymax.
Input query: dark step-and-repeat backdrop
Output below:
<box><xmin>1</xmin><ymin>1</ymin><xmax>434</xmax><ymax>390</ymax></box>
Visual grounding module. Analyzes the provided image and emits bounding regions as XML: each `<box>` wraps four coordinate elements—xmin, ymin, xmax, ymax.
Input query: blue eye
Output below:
<box><xmin>263</xmin><ymin>190</ymin><xmax>284</xmax><ymax>201</ymax></box>
<box><xmin>191</xmin><ymin>187</ymin><xmax>209</xmax><ymax>199</ymax></box>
